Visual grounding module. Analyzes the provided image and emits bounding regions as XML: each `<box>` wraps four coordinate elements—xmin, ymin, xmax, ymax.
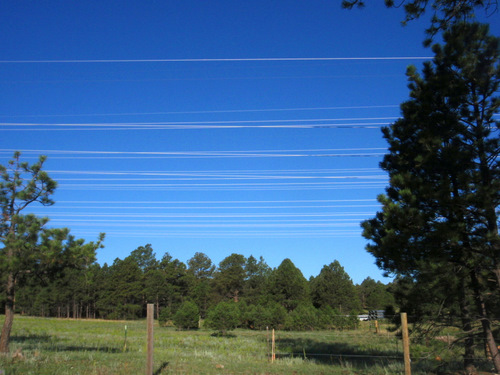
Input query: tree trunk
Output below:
<box><xmin>156</xmin><ymin>295</ymin><xmax>159</xmax><ymax>320</ymax></box>
<box><xmin>493</xmin><ymin>267</ymin><xmax>500</xmax><ymax>293</ymax></box>
<box><xmin>0</xmin><ymin>272</ymin><xmax>16</xmax><ymax>353</ymax></box>
<box><xmin>470</xmin><ymin>269</ymin><xmax>500</xmax><ymax>372</ymax></box>
<box><xmin>459</xmin><ymin>277</ymin><xmax>476</xmax><ymax>374</ymax></box>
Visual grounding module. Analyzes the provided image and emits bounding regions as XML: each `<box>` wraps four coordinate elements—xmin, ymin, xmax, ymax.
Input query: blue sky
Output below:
<box><xmin>2</xmin><ymin>1</ymin><xmax>494</xmax><ymax>283</ymax></box>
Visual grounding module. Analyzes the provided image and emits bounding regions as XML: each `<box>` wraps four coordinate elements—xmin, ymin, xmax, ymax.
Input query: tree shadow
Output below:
<box><xmin>45</xmin><ymin>345</ymin><xmax>122</xmax><ymax>353</ymax></box>
<box><xmin>210</xmin><ymin>332</ymin><xmax>237</xmax><ymax>338</ymax></box>
<box><xmin>11</xmin><ymin>333</ymin><xmax>52</xmax><ymax>344</ymax></box>
<box><xmin>11</xmin><ymin>333</ymin><xmax>121</xmax><ymax>353</ymax></box>
<box><xmin>275</xmin><ymin>337</ymin><xmax>470</xmax><ymax>372</ymax></box>
<box><xmin>276</xmin><ymin>337</ymin><xmax>403</xmax><ymax>368</ymax></box>
<box><xmin>153</xmin><ymin>361</ymin><xmax>169</xmax><ymax>375</ymax></box>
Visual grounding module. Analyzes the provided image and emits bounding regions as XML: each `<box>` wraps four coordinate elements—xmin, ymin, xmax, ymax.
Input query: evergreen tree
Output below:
<box><xmin>101</xmin><ymin>257</ymin><xmax>143</xmax><ymax>319</ymax></box>
<box><xmin>206</xmin><ymin>301</ymin><xmax>241</xmax><ymax>335</ymax></box>
<box><xmin>129</xmin><ymin>244</ymin><xmax>159</xmax><ymax>316</ymax></box>
<box><xmin>129</xmin><ymin>244</ymin><xmax>158</xmax><ymax>272</ymax></box>
<box><xmin>187</xmin><ymin>252</ymin><xmax>215</xmax><ymax>318</ymax></box>
<box><xmin>243</xmin><ymin>255</ymin><xmax>271</xmax><ymax>305</ymax></box>
<box><xmin>310</xmin><ymin>260</ymin><xmax>361</xmax><ymax>313</ymax></box>
<box><xmin>361</xmin><ymin>23</ymin><xmax>499</xmax><ymax>371</ymax></box>
<box><xmin>0</xmin><ymin>152</ymin><xmax>104</xmax><ymax>353</ymax></box>
<box><xmin>284</xmin><ymin>303</ymin><xmax>319</xmax><ymax>331</ymax></box>
<box><xmin>144</xmin><ymin>268</ymin><xmax>168</xmax><ymax>319</ymax></box>
<box><xmin>268</xmin><ymin>259</ymin><xmax>310</xmax><ymax>312</ymax></box>
<box><xmin>173</xmin><ymin>301</ymin><xmax>199</xmax><ymax>330</ymax></box>
<box><xmin>161</xmin><ymin>253</ymin><xmax>188</xmax><ymax>306</ymax></box>
<box><xmin>213</xmin><ymin>253</ymin><xmax>246</xmax><ymax>302</ymax></box>
<box><xmin>342</xmin><ymin>0</ymin><xmax>498</xmax><ymax>40</ymax></box>
<box><xmin>357</xmin><ymin>277</ymin><xmax>395</xmax><ymax>310</ymax></box>
<box><xmin>81</xmin><ymin>263</ymin><xmax>102</xmax><ymax>318</ymax></box>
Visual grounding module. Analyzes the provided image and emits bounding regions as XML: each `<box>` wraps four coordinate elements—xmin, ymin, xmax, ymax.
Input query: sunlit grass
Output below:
<box><xmin>0</xmin><ymin>315</ymin><xmax>488</xmax><ymax>374</ymax></box>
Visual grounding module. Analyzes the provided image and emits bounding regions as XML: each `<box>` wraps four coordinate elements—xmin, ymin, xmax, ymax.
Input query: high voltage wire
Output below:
<box><xmin>0</xmin><ymin>148</ymin><xmax>385</xmax><ymax>159</ymax></box>
<box><xmin>0</xmin><ymin>125</ymin><xmax>387</xmax><ymax>131</ymax></box>
<box><xmin>39</xmin><ymin>205</ymin><xmax>379</xmax><ymax>209</ymax></box>
<box><xmin>53</xmin><ymin>199</ymin><xmax>377</xmax><ymax>203</ymax></box>
<box><xmin>0</xmin><ymin>56</ymin><xmax>431</xmax><ymax>64</ymax></box>
<box><xmin>0</xmin><ymin>152</ymin><xmax>385</xmax><ymax>162</ymax></box>
<box><xmin>0</xmin><ymin>58</ymin><xmax>403</xmax><ymax>243</ymax></box>
<box><xmin>0</xmin><ymin>117</ymin><xmax>398</xmax><ymax>125</ymax></box>
<box><xmin>44</xmin><ymin>167</ymin><xmax>381</xmax><ymax>175</ymax></box>
<box><xmin>0</xmin><ymin>105</ymin><xmax>400</xmax><ymax>118</ymax></box>
<box><xmin>1</xmin><ymin>147</ymin><xmax>386</xmax><ymax>154</ymax></box>
<box><xmin>41</xmin><ymin>167</ymin><xmax>386</xmax><ymax>181</ymax></box>
<box><xmin>0</xmin><ymin>119</ymin><xmax>396</xmax><ymax>130</ymax></box>
<box><xmin>55</xmin><ymin>185</ymin><xmax>385</xmax><ymax>192</ymax></box>
<box><xmin>58</xmin><ymin>230</ymin><xmax>362</xmax><ymax>238</ymax></box>
<box><xmin>0</xmin><ymin>116</ymin><xmax>397</xmax><ymax>131</ymax></box>
<box><xmin>37</xmin><ymin>212</ymin><xmax>374</xmax><ymax>218</ymax></box>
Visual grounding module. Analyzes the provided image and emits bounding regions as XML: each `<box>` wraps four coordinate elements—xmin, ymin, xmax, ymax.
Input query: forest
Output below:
<box><xmin>2</xmin><ymin>244</ymin><xmax>395</xmax><ymax>331</ymax></box>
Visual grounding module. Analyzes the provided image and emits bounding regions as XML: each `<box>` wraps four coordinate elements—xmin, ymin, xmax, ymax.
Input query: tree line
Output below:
<box><xmin>3</xmin><ymin>244</ymin><xmax>395</xmax><ymax>328</ymax></box>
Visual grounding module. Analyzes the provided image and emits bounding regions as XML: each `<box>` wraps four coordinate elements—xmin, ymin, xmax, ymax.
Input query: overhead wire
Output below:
<box><xmin>0</xmin><ymin>57</ymin><xmax>399</xmax><ymax>240</ymax></box>
<box><xmin>0</xmin><ymin>56</ymin><xmax>432</xmax><ymax>64</ymax></box>
<box><xmin>0</xmin><ymin>105</ymin><xmax>400</xmax><ymax>118</ymax></box>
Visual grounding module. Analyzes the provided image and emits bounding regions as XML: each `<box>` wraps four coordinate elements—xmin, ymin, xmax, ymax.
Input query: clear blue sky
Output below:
<box><xmin>3</xmin><ymin>1</ymin><xmax>493</xmax><ymax>284</ymax></box>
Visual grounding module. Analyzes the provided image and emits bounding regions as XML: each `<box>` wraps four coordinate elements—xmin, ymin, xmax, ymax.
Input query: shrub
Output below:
<box><xmin>244</xmin><ymin>302</ymin><xmax>288</xmax><ymax>330</ymax></box>
<box><xmin>284</xmin><ymin>303</ymin><xmax>319</xmax><ymax>331</ymax></box>
<box><xmin>331</xmin><ymin>308</ymin><xmax>359</xmax><ymax>330</ymax></box>
<box><xmin>206</xmin><ymin>301</ymin><xmax>240</xmax><ymax>335</ymax></box>
<box><xmin>173</xmin><ymin>301</ymin><xmax>199</xmax><ymax>330</ymax></box>
<box><xmin>159</xmin><ymin>307</ymin><xmax>173</xmax><ymax>327</ymax></box>
<box><xmin>267</xmin><ymin>303</ymin><xmax>287</xmax><ymax>329</ymax></box>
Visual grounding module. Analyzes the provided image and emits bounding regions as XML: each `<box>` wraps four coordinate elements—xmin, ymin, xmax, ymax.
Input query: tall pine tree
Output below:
<box><xmin>0</xmin><ymin>152</ymin><xmax>104</xmax><ymax>352</ymax></box>
<box><xmin>361</xmin><ymin>23</ymin><xmax>499</xmax><ymax>371</ymax></box>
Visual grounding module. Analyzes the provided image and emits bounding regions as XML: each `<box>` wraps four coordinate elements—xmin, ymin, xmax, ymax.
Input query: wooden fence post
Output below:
<box><xmin>401</xmin><ymin>312</ymin><xmax>411</xmax><ymax>375</ymax></box>
<box><xmin>271</xmin><ymin>329</ymin><xmax>276</xmax><ymax>362</ymax></box>
<box><xmin>146</xmin><ymin>304</ymin><xmax>154</xmax><ymax>375</ymax></box>
<box><xmin>266</xmin><ymin>326</ymin><xmax>270</xmax><ymax>361</ymax></box>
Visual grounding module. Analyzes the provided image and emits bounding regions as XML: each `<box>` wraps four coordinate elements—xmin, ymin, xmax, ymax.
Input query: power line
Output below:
<box><xmin>0</xmin><ymin>56</ymin><xmax>431</xmax><ymax>64</ymax></box>
<box><xmin>0</xmin><ymin>105</ymin><xmax>400</xmax><ymax>118</ymax></box>
<box><xmin>0</xmin><ymin>148</ymin><xmax>386</xmax><ymax>159</ymax></box>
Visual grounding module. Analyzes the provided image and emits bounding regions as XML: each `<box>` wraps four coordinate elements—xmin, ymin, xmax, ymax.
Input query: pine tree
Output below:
<box><xmin>342</xmin><ymin>0</ymin><xmax>498</xmax><ymax>41</ymax></box>
<box><xmin>0</xmin><ymin>152</ymin><xmax>103</xmax><ymax>353</ymax></box>
<box><xmin>361</xmin><ymin>23</ymin><xmax>499</xmax><ymax>371</ymax></box>
<box><xmin>310</xmin><ymin>260</ymin><xmax>361</xmax><ymax>313</ymax></box>
<box><xmin>268</xmin><ymin>259</ymin><xmax>310</xmax><ymax>312</ymax></box>
<box><xmin>187</xmin><ymin>252</ymin><xmax>215</xmax><ymax>318</ymax></box>
<box><xmin>213</xmin><ymin>253</ymin><xmax>246</xmax><ymax>302</ymax></box>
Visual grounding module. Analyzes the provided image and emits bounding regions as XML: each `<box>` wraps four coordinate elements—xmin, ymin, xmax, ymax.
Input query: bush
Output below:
<box><xmin>158</xmin><ymin>307</ymin><xmax>173</xmax><ymax>326</ymax></box>
<box><xmin>173</xmin><ymin>301</ymin><xmax>199</xmax><ymax>330</ymax></box>
<box><xmin>331</xmin><ymin>308</ymin><xmax>359</xmax><ymax>330</ymax></box>
<box><xmin>284</xmin><ymin>303</ymin><xmax>319</xmax><ymax>331</ymax></box>
<box><xmin>243</xmin><ymin>302</ymin><xmax>288</xmax><ymax>330</ymax></box>
<box><xmin>317</xmin><ymin>305</ymin><xmax>336</xmax><ymax>329</ymax></box>
<box><xmin>244</xmin><ymin>304</ymin><xmax>269</xmax><ymax>330</ymax></box>
<box><xmin>206</xmin><ymin>301</ymin><xmax>240</xmax><ymax>335</ymax></box>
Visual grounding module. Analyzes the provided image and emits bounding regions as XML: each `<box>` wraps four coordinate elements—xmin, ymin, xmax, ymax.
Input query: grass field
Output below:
<box><xmin>0</xmin><ymin>315</ymin><xmax>483</xmax><ymax>374</ymax></box>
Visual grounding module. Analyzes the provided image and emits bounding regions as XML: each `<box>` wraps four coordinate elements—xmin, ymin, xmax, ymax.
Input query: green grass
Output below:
<box><xmin>0</xmin><ymin>316</ymin><xmax>486</xmax><ymax>374</ymax></box>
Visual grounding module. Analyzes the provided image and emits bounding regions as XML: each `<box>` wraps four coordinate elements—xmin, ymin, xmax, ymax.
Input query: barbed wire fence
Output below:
<box><xmin>265</xmin><ymin>313</ymin><xmax>499</xmax><ymax>373</ymax></box>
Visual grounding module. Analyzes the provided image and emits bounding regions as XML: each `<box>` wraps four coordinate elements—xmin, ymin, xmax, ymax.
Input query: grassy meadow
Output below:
<box><xmin>0</xmin><ymin>315</ymin><xmax>482</xmax><ymax>374</ymax></box>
